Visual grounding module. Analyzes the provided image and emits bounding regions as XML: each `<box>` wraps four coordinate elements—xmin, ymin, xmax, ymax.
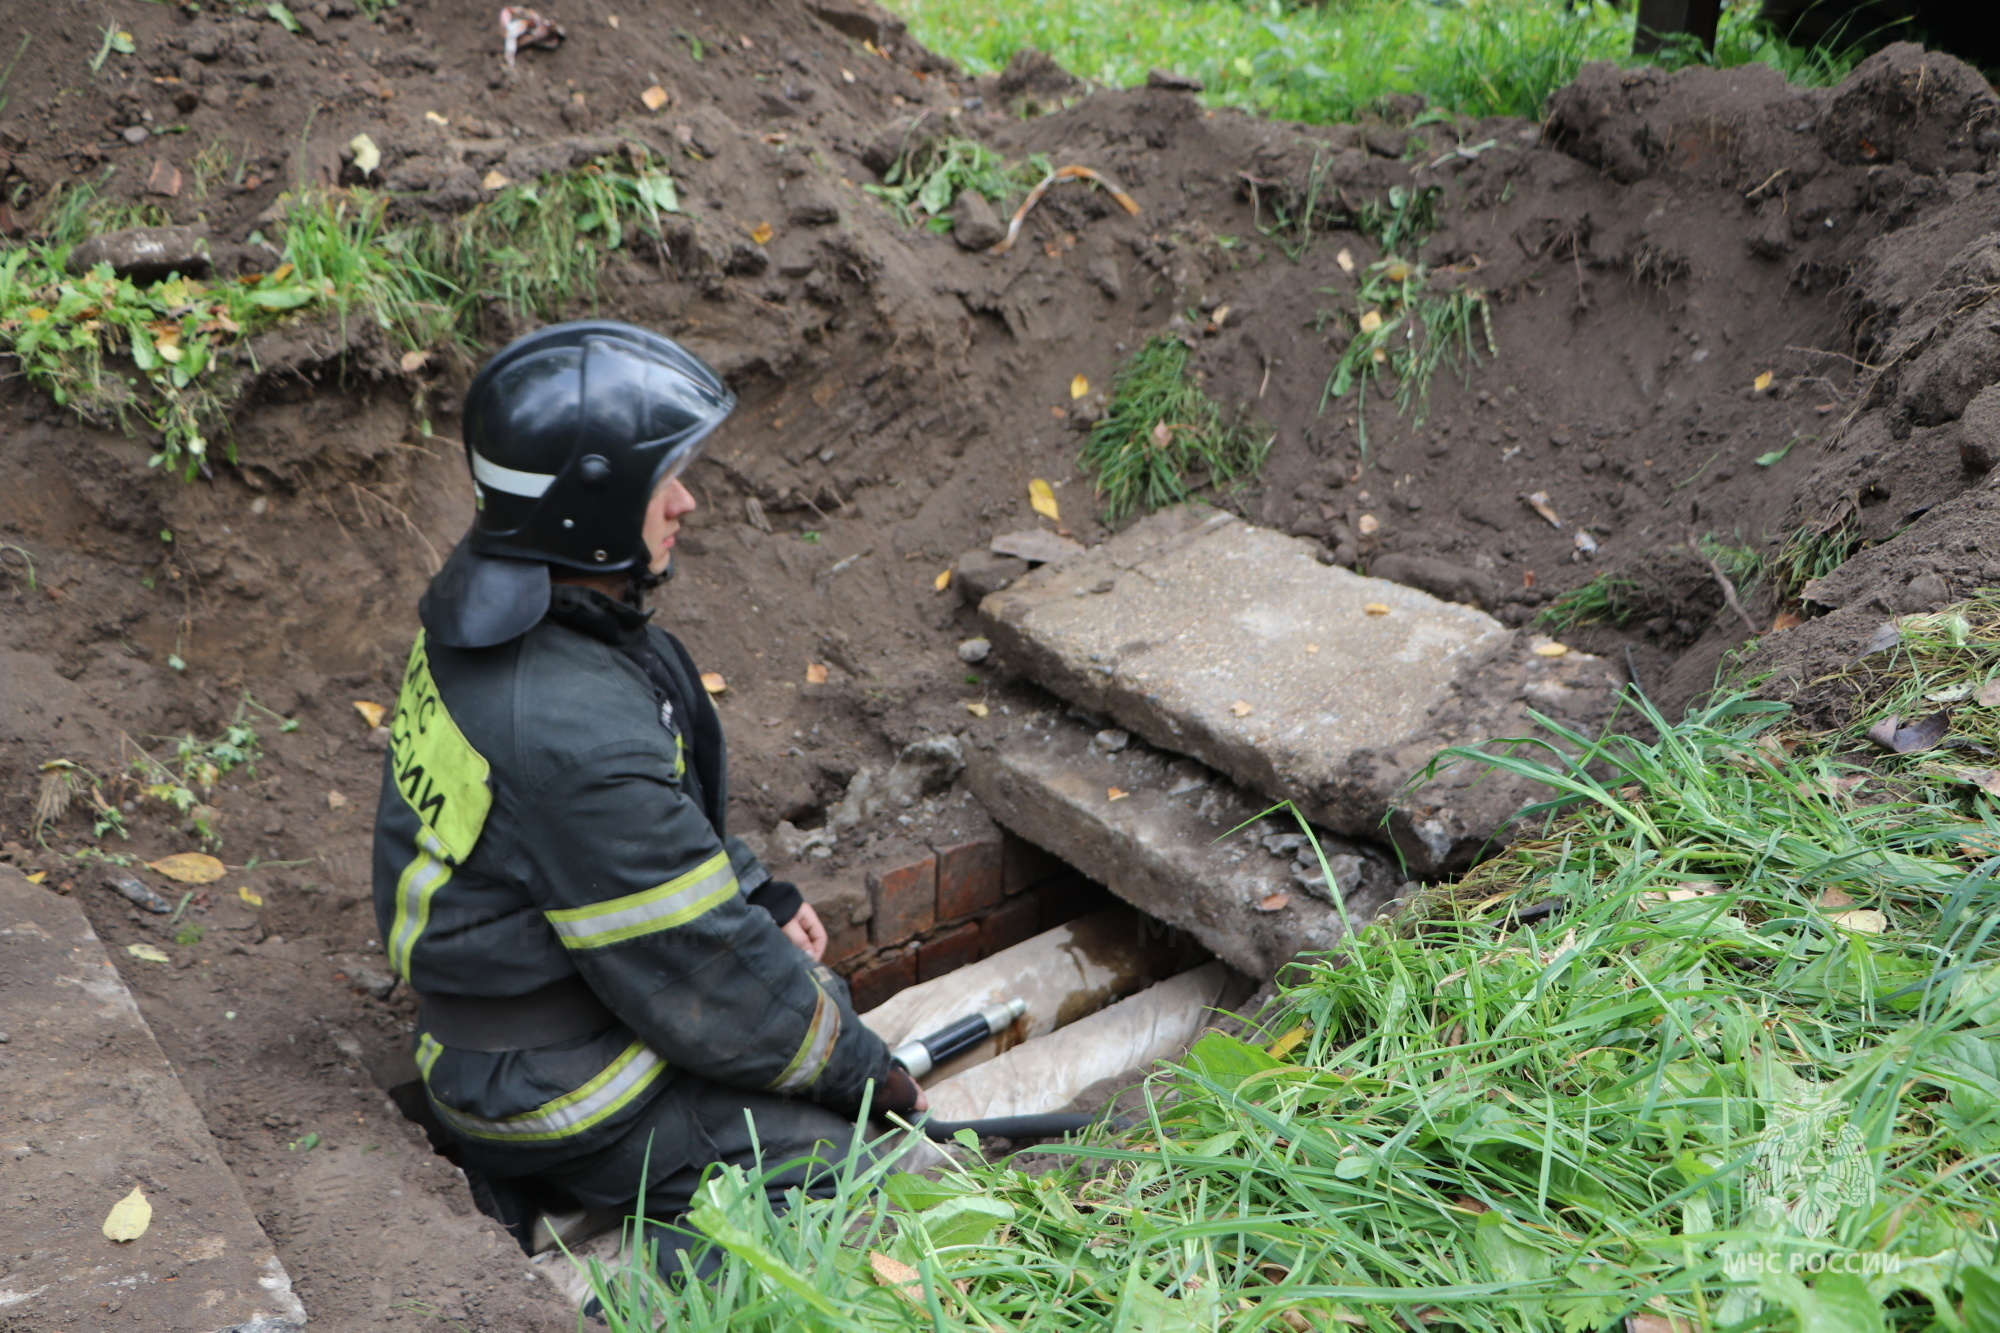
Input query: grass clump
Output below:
<box><xmin>1536</xmin><ymin>572</ymin><xmax>1641</xmax><ymax>633</ymax></box>
<box><xmin>0</xmin><ymin>154</ymin><xmax>681</xmax><ymax>477</ymax></box>
<box><xmin>1322</xmin><ymin>254</ymin><xmax>1494</xmax><ymax>461</ymax></box>
<box><xmin>1778</xmin><ymin>512</ymin><xmax>1864</xmax><ymax>602</ymax></box>
<box><xmin>899</xmin><ymin>0</ymin><xmax>1859</xmax><ymax>127</ymax></box>
<box><xmin>863</xmin><ymin>135</ymin><xmax>1050</xmax><ymax>230</ymax></box>
<box><xmin>1081</xmin><ymin>334</ymin><xmax>1268</xmax><ymax>521</ymax></box>
<box><xmin>586</xmin><ymin>618</ymin><xmax>2000</xmax><ymax>1331</ymax></box>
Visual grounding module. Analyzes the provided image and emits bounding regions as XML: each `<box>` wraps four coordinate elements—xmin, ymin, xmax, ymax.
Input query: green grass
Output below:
<box><xmin>1778</xmin><ymin>514</ymin><xmax>1864</xmax><ymax>603</ymax></box>
<box><xmin>898</xmin><ymin>0</ymin><xmax>1859</xmax><ymax>126</ymax></box>
<box><xmin>1321</xmin><ymin>253</ymin><xmax>1495</xmax><ymax>462</ymax></box>
<box><xmin>1081</xmin><ymin>334</ymin><xmax>1269</xmax><ymax>522</ymax></box>
<box><xmin>0</xmin><ymin>155</ymin><xmax>681</xmax><ymax>477</ymax></box>
<box><xmin>586</xmin><ymin>621</ymin><xmax>2000</xmax><ymax>1330</ymax></box>
<box><xmin>862</xmin><ymin>135</ymin><xmax>1051</xmax><ymax>230</ymax></box>
<box><xmin>1536</xmin><ymin>572</ymin><xmax>1641</xmax><ymax>633</ymax></box>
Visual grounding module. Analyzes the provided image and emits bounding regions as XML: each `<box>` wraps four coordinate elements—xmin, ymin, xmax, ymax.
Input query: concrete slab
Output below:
<box><xmin>978</xmin><ymin>506</ymin><xmax>1621</xmax><ymax>872</ymax></box>
<box><xmin>0</xmin><ymin>866</ymin><xmax>307</xmax><ymax>1332</ymax></box>
<box><xmin>964</xmin><ymin>713</ymin><xmax>1403</xmax><ymax>978</ymax></box>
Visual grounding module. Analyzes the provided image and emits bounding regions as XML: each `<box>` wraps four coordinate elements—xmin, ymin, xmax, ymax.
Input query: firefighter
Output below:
<box><xmin>371</xmin><ymin>320</ymin><xmax>922</xmax><ymax>1274</ymax></box>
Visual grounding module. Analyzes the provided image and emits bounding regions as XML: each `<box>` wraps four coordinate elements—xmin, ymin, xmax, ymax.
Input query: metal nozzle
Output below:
<box><xmin>889</xmin><ymin>996</ymin><xmax>1029</xmax><ymax>1079</ymax></box>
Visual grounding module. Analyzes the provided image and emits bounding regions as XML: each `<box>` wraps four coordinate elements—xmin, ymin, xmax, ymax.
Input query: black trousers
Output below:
<box><xmin>466</xmin><ymin>1076</ymin><xmax>869</xmax><ymax>1282</ymax></box>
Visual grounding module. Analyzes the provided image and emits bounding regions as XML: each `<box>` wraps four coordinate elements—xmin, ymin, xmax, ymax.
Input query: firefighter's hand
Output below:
<box><xmin>781</xmin><ymin>901</ymin><xmax>827</xmax><ymax>961</ymax></box>
<box><xmin>881</xmin><ymin>1065</ymin><xmax>929</xmax><ymax>1114</ymax></box>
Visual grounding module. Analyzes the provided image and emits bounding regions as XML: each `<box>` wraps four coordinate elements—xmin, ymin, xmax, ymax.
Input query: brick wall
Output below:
<box><xmin>817</xmin><ymin>829</ymin><xmax>1110</xmax><ymax>1013</ymax></box>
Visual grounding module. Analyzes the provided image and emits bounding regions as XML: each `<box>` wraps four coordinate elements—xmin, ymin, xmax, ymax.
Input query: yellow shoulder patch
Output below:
<box><xmin>390</xmin><ymin>632</ymin><xmax>493</xmax><ymax>863</ymax></box>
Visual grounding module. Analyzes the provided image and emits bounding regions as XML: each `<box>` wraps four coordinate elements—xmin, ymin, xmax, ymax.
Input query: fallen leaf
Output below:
<box><xmin>237</xmin><ymin>885</ymin><xmax>264</xmax><ymax>907</ymax></box>
<box><xmin>606</xmin><ymin>13</ymin><xmax>619</xmax><ymax>25</ymax></box>
<box><xmin>148</xmin><ymin>853</ymin><xmax>225</xmax><ymax>885</ymax></box>
<box><xmin>870</xmin><ymin>1251</ymin><xmax>924</xmax><ymax>1304</ymax></box>
<box><xmin>1770</xmin><ymin>610</ymin><xmax>1802</xmax><ymax>632</ymax></box>
<box><xmin>805</xmin><ymin>663</ymin><xmax>828</xmax><ymax>685</ymax></box>
<box><xmin>1230</xmin><ymin>700</ymin><xmax>1254</xmax><ymax>716</ymax></box>
<box><xmin>1953</xmin><ymin>767</ymin><xmax>2000</xmax><ymax>796</ymax></box>
<box><xmin>641</xmin><ymin>84</ymin><xmax>669</xmax><ymax>111</ymax></box>
<box><xmin>1207</xmin><ymin>303</ymin><xmax>1231</xmax><ymax>330</ymax></box>
<box><xmin>1629</xmin><ymin>1315</ymin><xmax>1694</xmax><ymax>1333</ymax></box>
<box><xmin>750</xmin><ymin>222</ymin><xmax>774</xmax><ymax>245</ymax></box>
<box><xmin>1151</xmin><ymin>420</ymin><xmax>1174</xmax><ymax>449</ymax></box>
<box><xmin>25</xmin><ymin>870</ymin><xmax>46</xmax><ymax>884</ymax></box>
<box><xmin>1335</xmin><ymin>248</ymin><xmax>1354</xmax><ymax>273</ymax></box>
<box><xmin>348</xmin><ymin>132</ymin><xmax>381</xmax><ymax>176</ymax></box>
<box><xmin>1753</xmin><ymin>370</ymin><xmax>1773</xmax><ymax>392</ymax></box>
<box><xmin>1070</xmin><ymin>374</ymin><xmax>1089</xmax><ymax>400</ymax></box>
<box><xmin>398</xmin><ymin>349</ymin><xmax>430</xmax><ymax>373</ymax></box>
<box><xmin>1363</xmin><ymin>603</ymin><xmax>1390</xmax><ymax>617</ymax></box>
<box><xmin>1256</xmin><ymin>893</ymin><xmax>1291</xmax><ymax>912</ymax></box>
<box><xmin>1521</xmin><ymin>491</ymin><xmax>1564</xmax><ymax>529</ymax></box>
<box><xmin>1928</xmin><ymin>682</ymin><xmax>1976</xmax><ymax>703</ymax></box>
<box><xmin>1866</xmin><ymin>711</ymin><xmax>1949</xmax><ymax>754</ymax></box>
<box><xmin>1976</xmin><ymin>679</ymin><xmax>2000</xmax><ymax>707</ymax></box>
<box><xmin>1106</xmin><ymin>787</ymin><xmax>1129</xmax><ymax>801</ymax></box>
<box><xmin>424</xmin><ymin>110</ymin><xmax>450</xmax><ymax>125</ymax></box>
<box><xmin>933</xmin><ymin>568</ymin><xmax>951</xmax><ymax>592</ymax></box>
<box><xmin>481</xmin><ymin>169</ymin><xmax>512</xmax><ymax>190</ymax></box>
<box><xmin>1533</xmin><ymin>641</ymin><xmax>1570</xmax><ymax>657</ymax></box>
<box><xmin>841</xmin><ymin>67</ymin><xmax>856</xmax><ymax>83</ymax></box>
<box><xmin>1816</xmin><ymin>887</ymin><xmax>1855</xmax><ymax>909</ymax></box>
<box><xmin>353</xmin><ymin>700</ymin><xmax>387</xmax><ymax>728</ymax></box>
<box><xmin>1357</xmin><ymin>309</ymin><xmax>1383</xmax><ymax>334</ymax></box>
<box><xmin>326</xmin><ymin>790</ymin><xmax>348</xmax><ymax>810</ymax></box>
<box><xmin>1452</xmin><ymin>1195</ymin><xmax>1492</xmax><ymax>1214</ymax></box>
<box><xmin>1029</xmin><ymin>478</ymin><xmax>1061</xmax><ymax>523</ymax></box>
<box><xmin>1830</xmin><ymin>908</ymin><xmax>1887</xmax><ymax>934</ymax></box>
<box><xmin>103</xmin><ymin>1187</ymin><xmax>152</xmax><ymax>1242</ymax></box>
<box><xmin>1642</xmin><ymin>884</ymin><xmax>1720</xmax><ymax>904</ymax></box>
<box><xmin>1357</xmin><ymin>513</ymin><xmax>1380</xmax><ymax>536</ymax></box>
<box><xmin>965</xmin><ymin>701</ymin><xmax>989</xmax><ymax>717</ymax></box>
<box><xmin>127</xmin><ymin>943</ymin><xmax>172</xmax><ymax>963</ymax></box>
<box><xmin>700</xmin><ymin>672</ymin><xmax>727</xmax><ymax>695</ymax></box>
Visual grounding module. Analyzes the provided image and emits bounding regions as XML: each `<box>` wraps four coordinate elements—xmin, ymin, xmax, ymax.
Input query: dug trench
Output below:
<box><xmin>3</xmin><ymin>0</ymin><xmax>2000</xmax><ymax>1325</ymax></box>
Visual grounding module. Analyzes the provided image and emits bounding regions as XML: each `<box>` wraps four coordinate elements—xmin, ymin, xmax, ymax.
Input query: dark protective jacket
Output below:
<box><xmin>370</xmin><ymin>585</ymin><xmax>891</xmax><ymax>1172</ymax></box>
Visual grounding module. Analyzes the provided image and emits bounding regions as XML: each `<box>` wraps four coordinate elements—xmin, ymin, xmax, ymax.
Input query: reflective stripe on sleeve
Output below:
<box><xmin>387</xmin><ymin>827</ymin><xmax>453</xmax><ymax>980</ymax></box>
<box><xmin>544</xmin><ymin>851</ymin><xmax>737</xmax><ymax>950</ymax></box>
<box><xmin>423</xmin><ymin>1040</ymin><xmax>667</xmax><ymax>1143</ymax></box>
<box><xmin>768</xmin><ymin>978</ymin><xmax>840</xmax><ymax>1095</ymax></box>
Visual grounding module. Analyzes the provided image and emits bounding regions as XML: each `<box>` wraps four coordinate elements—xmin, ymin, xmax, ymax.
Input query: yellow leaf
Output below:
<box><xmin>103</xmin><ymin>1186</ymin><xmax>152</xmax><ymax>1242</ymax></box>
<box><xmin>1230</xmin><ymin>700</ymin><xmax>1254</xmax><ymax>717</ymax></box>
<box><xmin>701</xmin><ymin>672</ymin><xmax>727</xmax><ymax>695</ymax></box>
<box><xmin>641</xmin><ymin>84</ymin><xmax>669</xmax><ymax>111</ymax></box>
<box><xmin>1363</xmin><ymin>603</ymin><xmax>1390</xmax><ymax>617</ymax></box>
<box><xmin>237</xmin><ymin>885</ymin><xmax>264</xmax><ymax>907</ymax></box>
<box><xmin>1753</xmin><ymin>370</ymin><xmax>1773</xmax><ymax>392</ymax></box>
<box><xmin>1830</xmin><ymin>908</ymin><xmax>1887</xmax><ymax>934</ymax></box>
<box><xmin>348</xmin><ymin>132</ymin><xmax>381</xmax><ymax>177</ymax></box>
<box><xmin>1358</xmin><ymin>309</ymin><xmax>1383</xmax><ymax>334</ymax></box>
<box><xmin>270</xmin><ymin>262</ymin><xmax>295</xmax><ymax>284</ymax></box>
<box><xmin>399</xmin><ymin>349</ymin><xmax>430</xmax><ymax>373</ymax></box>
<box><xmin>1028</xmin><ymin>478</ymin><xmax>1061</xmax><ymax>522</ymax></box>
<box><xmin>353</xmin><ymin>700</ymin><xmax>387</xmax><ymax>728</ymax></box>
<box><xmin>1267</xmin><ymin>1023</ymin><xmax>1309</xmax><ymax>1058</ymax></box>
<box><xmin>870</xmin><ymin>1251</ymin><xmax>923</xmax><ymax>1304</ymax></box>
<box><xmin>1070</xmin><ymin>374</ymin><xmax>1089</xmax><ymax>400</ymax></box>
<box><xmin>157</xmin><ymin>343</ymin><xmax>183</xmax><ymax>364</ymax></box>
<box><xmin>25</xmin><ymin>870</ymin><xmax>46</xmax><ymax>884</ymax></box>
<box><xmin>841</xmin><ymin>67</ymin><xmax>856</xmax><ymax>83</ymax></box>
<box><xmin>965</xmin><ymin>700</ymin><xmax>989</xmax><ymax>717</ymax></box>
<box><xmin>147</xmin><ymin>853</ymin><xmax>225</xmax><ymax>885</ymax></box>
<box><xmin>933</xmin><ymin>568</ymin><xmax>951</xmax><ymax>592</ymax></box>
<box><xmin>1384</xmin><ymin>261</ymin><xmax>1411</xmax><ymax>283</ymax></box>
<box><xmin>326</xmin><ymin>790</ymin><xmax>348</xmax><ymax>809</ymax></box>
<box><xmin>1357</xmin><ymin>514</ymin><xmax>1380</xmax><ymax>536</ymax></box>
<box><xmin>805</xmin><ymin>663</ymin><xmax>828</xmax><ymax>685</ymax></box>
<box><xmin>1106</xmin><ymin>787</ymin><xmax>1128</xmax><ymax>801</ymax></box>
<box><xmin>750</xmin><ymin>222</ymin><xmax>774</xmax><ymax>245</ymax></box>
<box><xmin>424</xmin><ymin>110</ymin><xmax>450</xmax><ymax>125</ymax></box>
<box><xmin>481</xmin><ymin>169</ymin><xmax>512</xmax><ymax>191</ymax></box>
<box><xmin>126</xmin><ymin>943</ymin><xmax>171</xmax><ymax>964</ymax></box>
<box><xmin>1532</xmin><ymin>642</ymin><xmax>1570</xmax><ymax>657</ymax></box>
<box><xmin>1335</xmin><ymin>248</ymin><xmax>1354</xmax><ymax>273</ymax></box>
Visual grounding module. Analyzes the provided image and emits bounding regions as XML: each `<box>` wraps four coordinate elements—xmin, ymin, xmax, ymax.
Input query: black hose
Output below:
<box><xmin>916</xmin><ymin>1112</ymin><xmax>1099</xmax><ymax>1142</ymax></box>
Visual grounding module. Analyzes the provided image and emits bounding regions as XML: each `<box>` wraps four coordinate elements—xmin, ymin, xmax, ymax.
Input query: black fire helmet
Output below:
<box><xmin>419</xmin><ymin>321</ymin><xmax>735</xmax><ymax>649</ymax></box>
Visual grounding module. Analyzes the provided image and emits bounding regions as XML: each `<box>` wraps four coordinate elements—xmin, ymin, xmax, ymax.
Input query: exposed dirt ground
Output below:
<box><xmin>3</xmin><ymin>1</ymin><xmax>1998</xmax><ymax>1326</ymax></box>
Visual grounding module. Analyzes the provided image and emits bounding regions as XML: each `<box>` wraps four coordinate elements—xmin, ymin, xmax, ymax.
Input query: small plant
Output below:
<box><xmin>33</xmin><ymin>759</ymin><xmax>125</xmax><ymax>846</ymax></box>
<box><xmin>1775</xmin><ymin>512</ymin><xmax>1862</xmax><ymax>601</ymax></box>
<box><xmin>1536</xmin><ymin>572</ymin><xmax>1642</xmax><ymax>633</ymax></box>
<box><xmin>1081</xmin><ymin>334</ymin><xmax>1269</xmax><ymax>521</ymax></box>
<box><xmin>0</xmin><ymin>541</ymin><xmax>36</xmax><ymax>593</ymax></box>
<box><xmin>1321</xmin><ymin>255</ymin><xmax>1495</xmax><ymax>461</ymax></box>
<box><xmin>174</xmin><ymin>922</ymin><xmax>205</xmax><ymax>946</ymax></box>
<box><xmin>862</xmin><ymin>135</ymin><xmax>1048</xmax><ymax>229</ymax></box>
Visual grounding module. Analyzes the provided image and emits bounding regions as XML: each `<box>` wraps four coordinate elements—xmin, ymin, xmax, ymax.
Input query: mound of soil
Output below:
<box><xmin>4</xmin><ymin>3</ymin><xmax>1999</xmax><ymax>1325</ymax></box>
